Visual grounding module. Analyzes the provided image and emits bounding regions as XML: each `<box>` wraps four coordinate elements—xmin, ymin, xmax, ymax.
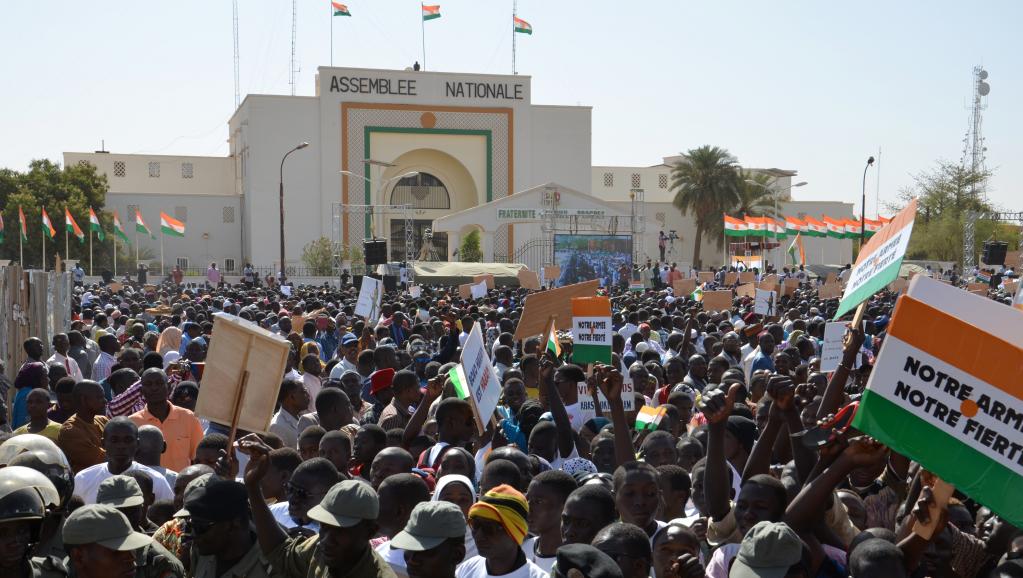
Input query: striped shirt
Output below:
<box><xmin>107</xmin><ymin>381</ymin><xmax>145</xmax><ymax>418</ymax></box>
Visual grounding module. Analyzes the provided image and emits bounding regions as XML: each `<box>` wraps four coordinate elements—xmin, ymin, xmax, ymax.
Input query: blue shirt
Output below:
<box><xmin>750</xmin><ymin>351</ymin><xmax>775</xmax><ymax>374</ymax></box>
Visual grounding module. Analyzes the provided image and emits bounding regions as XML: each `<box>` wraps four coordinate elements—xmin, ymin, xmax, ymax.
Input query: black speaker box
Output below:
<box><xmin>364</xmin><ymin>240</ymin><xmax>388</xmax><ymax>266</ymax></box>
<box><xmin>982</xmin><ymin>241</ymin><xmax>1008</xmax><ymax>266</ymax></box>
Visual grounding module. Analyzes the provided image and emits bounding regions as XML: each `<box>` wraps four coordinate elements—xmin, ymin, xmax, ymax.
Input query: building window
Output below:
<box><xmin>390</xmin><ymin>172</ymin><xmax>450</xmax><ymax>209</ymax></box>
<box><xmin>224</xmin><ymin>258</ymin><xmax>236</xmax><ymax>272</ymax></box>
<box><xmin>174</xmin><ymin>206</ymin><xmax>187</xmax><ymax>222</ymax></box>
<box><xmin>181</xmin><ymin>162</ymin><xmax>194</xmax><ymax>179</ymax></box>
<box><xmin>631</xmin><ymin>173</ymin><xmax>641</xmax><ymax>188</ymax></box>
<box><xmin>176</xmin><ymin>257</ymin><xmax>189</xmax><ymax>269</ymax></box>
<box><xmin>223</xmin><ymin>206</ymin><xmax>235</xmax><ymax>223</ymax></box>
<box><xmin>603</xmin><ymin>172</ymin><xmax>613</xmax><ymax>187</ymax></box>
<box><xmin>658</xmin><ymin>174</ymin><xmax>668</xmax><ymax>189</ymax></box>
<box><xmin>113</xmin><ymin>161</ymin><xmax>126</xmax><ymax>177</ymax></box>
<box><xmin>77</xmin><ymin>160</ymin><xmax>90</xmax><ymax>168</ymax></box>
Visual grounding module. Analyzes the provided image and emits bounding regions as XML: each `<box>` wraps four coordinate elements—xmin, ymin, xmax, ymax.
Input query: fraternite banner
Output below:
<box><xmin>571</xmin><ymin>297</ymin><xmax>612</xmax><ymax>364</ymax></box>
<box><xmin>834</xmin><ymin>199</ymin><xmax>917</xmax><ymax>319</ymax></box>
<box><xmin>852</xmin><ymin>275</ymin><xmax>1023</xmax><ymax>527</ymax></box>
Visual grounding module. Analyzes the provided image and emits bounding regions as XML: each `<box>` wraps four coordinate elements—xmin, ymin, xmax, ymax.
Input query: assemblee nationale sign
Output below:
<box><xmin>497</xmin><ymin>208</ymin><xmax>607</xmax><ymax>221</ymax></box>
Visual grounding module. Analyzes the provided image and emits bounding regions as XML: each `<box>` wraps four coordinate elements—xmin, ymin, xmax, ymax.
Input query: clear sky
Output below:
<box><xmin>2</xmin><ymin>1</ymin><xmax>1020</xmax><ymax>216</ymax></box>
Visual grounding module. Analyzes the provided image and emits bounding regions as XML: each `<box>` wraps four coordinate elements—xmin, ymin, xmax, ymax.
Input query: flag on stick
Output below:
<box><xmin>331</xmin><ymin>2</ymin><xmax>351</xmax><ymax>16</ymax></box>
<box><xmin>113</xmin><ymin>211</ymin><xmax>131</xmax><ymax>244</ymax></box>
<box><xmin>422</xmin><ymin>4</ymin><xmax>440</xmax><ymax>20</ymax></box>
<box><xmin>160</xmin><ymin>212</ymin><xmax>186</xmax><ymax>237</ymax></box>
<box><xmin>41</xmin><ymin>209</ymin><xmax>56</xmax><ymax>239</ymax></box>
<box><xmin>135</xmin><ymin>209</ymin><xmax>151</xmax><ymax>236</ymax></box>
<box><xmin>787</xmin><ymin>233</ymin><xmax>805</xmax><ymax>266</ymax></box>
<box><xmin>546</xmin><ymin>319</ymin><xmax>562</xmax><ymax>358</ymax></box>
<box><xmin>89</xmin><ymin>208</ymin><xmax>105</xmax><ymax>241</ymax></box>
<box><xmin>513</xmin><ymin>16</ymin><xmax>532</xmax><ymax>34</ymax></box>
<box><xmin>19</xmin><ymin>206</ymin><xmax>27</xmax><ymax>241</ymax></box>
<box><xmin>65</xmin><ymin>209</ymin><xmax>85</xmax><ymax>242</ymax></box>
<box><xmin>723</xmin><ymin>215</ymin><xmax>748</xmax><ymax>236</ymax></box>
<box><xmin>635</xmin><ymin>406</ymin><xmax>667</xmax><ymax>432</ymax></box>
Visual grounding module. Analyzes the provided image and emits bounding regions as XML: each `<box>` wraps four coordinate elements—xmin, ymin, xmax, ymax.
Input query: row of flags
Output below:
<box><xmin>723</xmin><ymin>214</ymin><xmax>891</xmax><ymax>240</ymax></box>
<box><xmin>330</xmin><ymin>2</ymin><xmax>534</xmax><ymax>34</ymax></box>
<box><xmin>0</xmin><ymin>207</ymin><xmax>185</xmax><ymax>244</ymax></box>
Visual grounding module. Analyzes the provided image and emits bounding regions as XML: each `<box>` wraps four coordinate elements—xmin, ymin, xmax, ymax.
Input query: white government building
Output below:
<box><xmin>64</xmin><ymin>66</ymin><xmax>854</xmax><ymax>278</ymax></box>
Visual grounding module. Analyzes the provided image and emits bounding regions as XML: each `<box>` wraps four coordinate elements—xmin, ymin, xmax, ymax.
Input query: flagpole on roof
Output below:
<box><xmin>512</xmin><ymin>0</ymin><xmax>517</xmax><ymax>75</ymax></box>
<box><xmin>421</xmin><ymin>3</ymin><xmax>427</xmax><ymax>70</ymax></box>
<box><xmin>330</xmin><ymin>1</ymin><xmax>333</xmax><ymax>67</ymax></box>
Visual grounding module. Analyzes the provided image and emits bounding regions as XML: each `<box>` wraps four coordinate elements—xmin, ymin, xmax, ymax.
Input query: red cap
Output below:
<box><xmin>370</xmin><ymin>368</ymin><xmax>396</xmax><ymax>395</ymax></box>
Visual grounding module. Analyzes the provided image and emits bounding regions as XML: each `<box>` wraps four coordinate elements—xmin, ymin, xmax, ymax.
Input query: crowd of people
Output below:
<box><xmin>0</xmin><ymin>263</ymin><xmax>1020</xmax><ymax>578</ymax></box>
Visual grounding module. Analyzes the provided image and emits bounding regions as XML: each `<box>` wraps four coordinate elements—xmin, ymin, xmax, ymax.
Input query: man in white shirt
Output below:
<box><xmin>328</xmin><ymin>334</ymin><xmax>360</xmax><ymax>380</ymax></box>
<box><xmin>268</xmin><ymin>379</ymin><xmax>310</xmax><ymax>449</ymax></box>
<box><xmin>73</xmin><ymin>417</ymin><xmax>173</xmax><ymax>504</ymax></box>
<box><xmin>457</xmin><ymin>485</ymin><xmax>546</xmax><ymax>578</ymax></box>
<box><xmin>48</xmin><ymin>333</ymin><xmax>83</xmax><ymax>382</ymax></box>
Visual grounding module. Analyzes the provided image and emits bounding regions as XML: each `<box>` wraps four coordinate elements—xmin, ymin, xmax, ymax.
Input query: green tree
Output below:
<box><xmin>0</xmin><ymin>159</ymin><xmax>110</xmax><ymax>271</ymax></box>
<box><xmin>670</xmin><ymin>146</ymin><xmax>740</xmax><ymax>268</ymax></box>
<box><xmin>733</xmin><ymin>171</ymin><xmax>778</xmax><ymax>218</ymax></box>
<box><xmin>886</xmin><ymin>161</ymin><xmax>1015</xmax><ymax>264</ymax></box>
<box><xmin>460</xmin><ymin>229</ymin><xmax>482</xmax><ymax>262</ymax></box>
<box><xmin>301</xmin><ymin>237</ymin><xmax>335</xmax><ymax>276</ymax></box>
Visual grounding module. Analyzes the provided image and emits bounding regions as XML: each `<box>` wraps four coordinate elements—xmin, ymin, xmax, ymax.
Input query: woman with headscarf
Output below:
<box><xmin>156</xmin><ymin>326</ymin><xmax>182</xmax><ymax>358</ymax></box>
<box><xmin>432</xmin><ymin>474</ymin><xmax>477</xmax><ymax>561</ymax></box>
<box><xmin>12</xmin><ymin>362</ymin><xmax>49</xmax><ymax>429</ymax></box>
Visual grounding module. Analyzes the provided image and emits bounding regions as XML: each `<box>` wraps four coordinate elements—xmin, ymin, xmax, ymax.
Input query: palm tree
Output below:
<box><xmin>734</xmin><ymin>171</ymin><xmax>778</xmax><ymax>219</ymax></box>
<box><xmin>670</xmin><ymin>146</ymin><xmax>740</xmax><ymax>268</ymax></box>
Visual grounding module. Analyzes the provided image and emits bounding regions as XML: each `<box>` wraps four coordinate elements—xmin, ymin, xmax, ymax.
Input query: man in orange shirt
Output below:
<box><xmin>129</xmin><ymin>368</ymin><xmax>204</xmax><ymax>472</ymax></box>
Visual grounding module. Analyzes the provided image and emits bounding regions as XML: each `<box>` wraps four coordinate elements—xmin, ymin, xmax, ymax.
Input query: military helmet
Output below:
<box><xmin>8</xmin><ymin>449</ymin><xmax>75</xmax><ymax>507</ymax></box>
<box><xmin>0</xmin><ymin>466</ymin><xmax>59</xmax><ymax>522</ymax></box>
<box><xmin>0</xmin><ymin>434</ymin><xmax>71</xmax><ymax>470</ymax></box>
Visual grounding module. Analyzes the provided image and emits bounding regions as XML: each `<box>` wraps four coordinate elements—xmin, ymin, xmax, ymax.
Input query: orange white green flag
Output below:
<box><xmin>833</xmin><ymin>199</ymin><xmax>917</xmax><ymax>319</ymax></box>
<box><xmin>331</xmin><ymin>2</ymin><xmax>350</xmax><ymax>16</ymax></box>
<box><xmin>135</xmin><ymin>209</ymin><xmax>151</xmax><ymax>237</ymax></box>
<box><xmin>787</xmin><ymin>233</ymin><xmax>805</xmax><ymax>267</ymax></box>
<box><xmin>89</xmin><ymin>208</ymin><xmax>104</xmax><ymax>241</ymax></box>
<box><xmin>19</xmin><ymin>206</ymin><xmax>27</xmax><ymax>241</ymax></box>
<box><xmin>113</xmin><ymin>211</ymin><xmax>130</xmax><ymax>244</ymax></box>
<box><xmin>724</xmin><ymin>215</ymin><xmax>748</xmax><ymax>237</ymax></box>
<box><xmin>822</xmin><ymin>215</ymin><xmax>845</xmax><ymax>239</ymax></box>
<box><xmin>864</xmin><ymin>218</ymin><xmax>883</xmax><ymax>237</ymax></box>
<box><xmin>65</xmin><ymin>208</ymin><xmax>84</xmax><ymax>242</ymax></box>
<box><xmin>785</xmin><ymin>216</ymin><xmax>806</xmax><ymax>236</ymax></box>
<box><xmin>803</xmin><ymin>215</ymin><xmax>827</xmax><ymax>237</ymax></box>
<box><xmin>513</xmin><ymin>16</ymin><xmax>532</xmax><ymax>34</ymax></box>
<box><xmin>160</xmin><ymin>212</ymin><xmax>185</xmax><ymax>237</ymax></box>
<box><xmin>422</xmin><ymin>4</ymin><xmax>440</xmax><ymax>20</ymax></box>
<box><xmin>571</xmin><ymin>296</ymin><xmax>612</xmax><ymax>364</ymax></box>
<box><xmin>852</xmin><ymin>274</ymin><xmax>1023</xmax><ymax>527</ymax></box>
<box><xmin>41</xmin><ymin>209</ymin><xmax>56</xmax><ymax>239</ymax></box>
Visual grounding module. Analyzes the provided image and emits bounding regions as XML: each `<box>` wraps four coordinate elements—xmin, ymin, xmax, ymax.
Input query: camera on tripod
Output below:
<box><xmin>667</xmin><ymin>230</ymin><xmax>679</xmax><ymax>242</ymax></box>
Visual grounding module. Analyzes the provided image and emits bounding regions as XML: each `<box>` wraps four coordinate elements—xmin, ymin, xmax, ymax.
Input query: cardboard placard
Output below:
<box><xmin>473</xmin><ymin>274</ymin><xmax>495</xmax><ymax>290</ymax></box>
<box><xmin>758</xmin><ymin>282</ymin><xmax>779</xmax><ymax>295</ymax></box>
<box><xmin>818</xmin><ymin>321</ymin><xmax>847</xmax><ymax>373</ymax></box>
<box><xmin>969</xmin><ymin>289</ymin><xmax>988</xmax><ymax>296</ymax></box>
<box><xmin>736</xmin><ymin>283</ymin><xmax>756</xmax><ymax>299</ymax></box>
<box><xmin>354</xmin><ymin>276</ymin><xmax>382</xmax><ymax>320</ymax></box>
<box><xmin>108</xmin><ymin>282</ymin><xmax>124</xmax><ymax>293</ymax></box>
<box><xmin>672</xmin><ymin>278</ymin><xmax>696</xmax><ymax>296</ymax></box>
<box><xmin>577</xmin><ymin>380</ymin><xmax>635</xmax><ymax>423</ymax></box>
<box><xmin>739</xmin><ymin>271</ymin><xmax>755</xmax><ymax>284</ymax></box>
<box><xmin>408</xmin><ymin>285</ymin><xmax>422</xmax><ymax>299</ymax></box>
<box><xmin>887</xmin><ymin>279</ymin><xmax>909</xmax><ymax>294</ymax></box>
<box><xmin>701</xmin><ymin>290</ymin><xmax>733</xmax><ymax>313</ymax></box>
<box><xmin>967</xmin><ymin>282</ymin><xmax>989</xmax><ymax>292</ymax></box>
<box><xmin>1004</xmin><ymin>280</ymin><xmax>1020</xmax><ymax>295</ymax></box>
<box><xmin>784</xmin><ymin>278</ymin><xmax>800</xmax><ymax>289</ymax></box>
<box><xmin>195</xmin><ymin>313</ymin><xmax>290</xmax><ymax>434</ymax></box>
<box><xmin>1005</xmin><ymin>251</ymin><xmax>1021</xmax><ymax>268</ymax></box>
<box><xmin>543</xmin><ymin>266</ymin><xmax>561</xmax><ymax>283</ymax></box>
<box><xmin>825</xmin><ymin>272</ymin><xmax>838</xmax><ymax>285</ymax></box>
<box><xmin>470</xmin><ymin>280</ymin><xmax>488</xmax><ymax>300</ymax></box>
<box><xmin>458</xmin><ymin>283</ymin><xmax>473</xmax><ymax>299</ymax></box>
<box><xmin>761</xmin><ymin>274</ymin><xmax>779</xmax><ymax>287</ymax></box>
<box><xmin>754</xmin><ymin>289</ymin><xmax>778</xmax><ymax>316</ymax></box>
<box><xmin>724</xmin><ymin>272</ymin><xmax>738</xmax><ymax>286</ymax></box>
<box><xmin>818</xmin><ymin>283</ymin><xmax>842</xmax><ymax>300</ymax></box>
<box><xmin>512</xmin><ymin>280</ymin><xmax>600</xmax><ymax>340</ymax></box>
<box><xmin>698</xmin><ymin>272</ymin><xmax>716</xmax><ymax>284</ymax></box>
<box><xmin>517</xmin><ymin>269</ymin><xmax>541</xmax><ymax>290</ymax></box>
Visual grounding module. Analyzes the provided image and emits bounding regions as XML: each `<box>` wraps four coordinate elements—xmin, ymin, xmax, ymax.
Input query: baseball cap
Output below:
<box><xmin>173</xmin><ymin>473</ymin><xmax>214</xmax><ymax>518</ymax></box>
<box><xmin>306</xmin><ymin>480</ymin><xmax>379</xmax><ymax>528</ymax></box>
<box><xmin>96</xmin><ymin>475</ymin><xmax>144</xmax><ymax>508</ymax></box>
<box><xmin>390</xmin><ymin>501</ymin><xmax>465</xmax><ymax>551</ymax></box>
<box><xmin>183</xmin><ymin>479</ymin><xmax>249</xmax><ymax>522</ymax></box>
<box><xmin>63</xmin><ymin>504</ymin><xmax>152</xmax><ymax>551</ymax></box>
<box><xmin>341</xmin><ymin>333</ymin><xmax>358</xmax><ymax>346</ymax></box>
<box><xmin>370</xmin><ymin>368</ymin><xmax>396</xmax><ymax>395</ymax></box>
<box><xmin>551</xmin><ymin>544</ymin><xmax>624</xmax><ymax>578</ymax></box>
<box><xmin>729</xmin><ymin>521</ymin><xmax>803</xmax><ymax>578</ymax></box>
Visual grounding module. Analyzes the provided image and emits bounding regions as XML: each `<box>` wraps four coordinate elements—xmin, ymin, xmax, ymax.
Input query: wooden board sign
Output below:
<box><xmin>458</xmin><ymin>283</ymin><xmax>473</xmax><ymax>299</ymax></box>
<box><xmin>701</xmin><ymin>290</ymin><xmax>733</xmax><ymax>313</ymax></box>
<box><xmin>1005</xmin><ymin>251</ymin><xmax>1021</xmax><ymax>268</ymax></box>
<box><xmin>888</xmin><ymin>279</ymin><xmax>908</xmax><ymax>294</ymax></box>
<box><xmin>739</xmin><ymin>271</ymin><xmax>755</xmax><ymax>284</ymax></box>
<box><xmin>517</xmin><ymin>268</ymin><xmax>541</xmax><ymax>290</ymax></box>
<box><xmin>967</xmin><ymin>282</ymin><xmax>989</xmax><ymax>292</ymax></box>
<box><xmin>672</xmin><ymin>278</ymin><xmax>696</xmax><ymax>296</ymax></box>
<box><xmin>543</xmin><ymin>266</ymin><xmax>561</xmax><ymax>283</ymax></box>
<box><xmin>818</xmin><ymin>283</ymin><xmax>842</xmax><ymax>300</ymax></box>
<box><xmin>736</xmin><ymin>283</ymin><xmax>756</xmax><ymax>298</ymax></box>
<box><xmin>698</xmin><ymin>272</ymin><xmax>716</xmax><ymax>284</ymax></box>
<box><xmin>724</xmin><ymin>272</ymin><xmax>738</xmax><ymax>286</ymax></box>
<box><xmin>195</xmin><ymin>313</ymin><xmax>290</xmax><ymax>434</ymax></box>
<box><xmin>473</xmin><ymin>274</ymin><xmax>495</xmax><ymax>290</ymax></box>
<box><xmin>512</xmin><ymin>280</ymin><xmax>600</xmax><ymax>340</ymax></box>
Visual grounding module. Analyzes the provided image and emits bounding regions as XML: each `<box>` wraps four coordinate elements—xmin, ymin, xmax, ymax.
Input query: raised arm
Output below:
<box><xmin>402</xmin><ymin>374</ymin><xmax>444</xmax><ymax>448</ymax></box>
<box><xmin>596</xmin><ymin>365</ymin><xmax>635</xmax><ymax>469</ymax></box>
<box><xmin>699</xmin><ymin>383</ymin><xmax>739</xmax><ymax>521</ymax></box>
<box><xmin>239</xmin><ymin>436</ymin><xmax>289</xmax><ymax>554</ymax></box>
<box><xmin>816</xmin><ymin>326</ymin><xmax>864</xmax><ymax>420</ymax></box>
<box><xmin>538</xmin><ymin>353</ymin><xmax>575</xmax><ymax>459</ymax></box>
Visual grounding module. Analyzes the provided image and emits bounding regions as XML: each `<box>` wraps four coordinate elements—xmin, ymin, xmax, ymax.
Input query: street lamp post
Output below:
<box><xmin>744</xmin><ymin>179</ymin><xmax>807</xmax><ymax>270</ymax></box>
<box><xmin>279</xmin><ymin>142</ymin><xmax>309</xmax><ymax>283</ymax></box>
<box><xmin>861</xmin><ymin>157</ymin><xmax>876</xmax><ymax>248</ymax></box>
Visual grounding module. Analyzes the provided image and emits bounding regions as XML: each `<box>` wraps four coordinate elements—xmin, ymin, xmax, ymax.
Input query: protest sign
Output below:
<box><xmin>967</xmin><ymin>282</ymin><xmax>989</xmax><ymax>293</ymax></box>
<box><xmin>513</xmin><ymin>280</ymin><xmax>600</xmax><ymax>340</ymax></box>
<box><xmin>448</xmin><ymin>323</ymin><xmax>502</xmax><ymax>435</ymax></box>
<box><xmin>818</xmin><ymin>321</ymin><xmax>847</xmax><ymax>373</ymax></box>
<box><xmin>1005</xmin><ymin>250</ymin><xmax>1021</xmax><ymax>268</ymax></box>
<box><xmin>280</xmin><ymin>285</ymin><xmax>292</xmax><ymax>297</ymax></box>
<box><xmin>818</xmin><ymin>283</ymin><xmax>842</xmax><ymax>300</ymax></box>
<box><xmin>196</xmin><ymin>313</ymin><xmax>290</xmax><ymax>435</ymax></box>
<box><xmin>354</xmin><ymin>276</ymin><xmax>381</xmax><ymax>320</ymax></box>
<box><xmin>736</xmin><ymin>283</ymin><xmax>756</xmax><ymax>299</ymax></box>
<box><xmin>672</xmin><ymin>278</ymin><xmax>696</xmax><ymax>296</ymax></box>
<box><xmin>470</xmin><ymin>280</ymin><xmax>488</xmax><ymax>300</ymax></box>
<box><xmin>852</xmin><ymin>275</ymin><xmax>1023</xmax><ymax>527</ymax></box>
<box><xmin>739</xmin><ymin>271</ymin><xmax>755</xmax><ymax>284</ymax></box>
<box><xmin>577</xmin><ymin>380</ymin><xmax>635</xmax><ymax>422</ymax></box>
<box><xmin>1004</xmin><ymin>279</ymin><xmax>1019</xmax><ymax>296</ymax></box>
<box><xmin>825</xmin><ymin>272</ymin><xmax>838</xmax><ymax>285</ymax></box>
<box><xmin>408</xmin><ymin>285</ymin><xmax>422</xmax><ymax>299</ymax></box>
<box><xmin>458</xmin><ymin>283</ymin><xmax>472</xmax><ymax>299</ymax></box>
<box><xmin>887</xmin><ymin>279</ymin><xmax>908</xmax><ymax>294</ymax></box>
<box><xmin>701</xmin><ymin>290</ymin><xmax>733</xmax><ymax>313</ymax></box>
<box><xmin>571</xmin><ymin>297</ymin><xmax>612</xmax><ymax>364</ymax></box>
<box><xmin>517</xmin><ymin>268</ymin><xmax>541</xmax><ymax>290</ymax></box>
<box><xmin>108</xmin><ymin>282</ymin><xmax>124</xmax><ymax>293</ymax></box>
<box><xmin>834</xmin><ymin>199</ymin><xmax>918</xmax><ymax>319</ymax></box>
<box><xmin>543</xmin><ymin>266</ymin><xmax>561</xmax><ymax>283</ymax></box>
<box><xmin>724</xmin><ymin>272</ymin><xmax>738</xmax><ymax>286</ymax></box>
<box><xmin>761</xmin><ymin>274</ymin><xmax>779</xmax><ymax>287</ymax></box>
<box><xmin>754</xmin><ymin>289</ymin><xmax>777</xmax><ymax>316</ymax></box>
<box><xmin>473</xmin><ymin>274</ymin><xmax>495</xmax><ymax>290</ymax></box>
<box><xmin>781</xmin><ymin>278</ymin><xmax>800</xmax><ymax>297</ymax></box>
<box><xmin>698</xmin><ymin>271</ymin><xmax>716</xmax><ymax>284</ymax></box>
